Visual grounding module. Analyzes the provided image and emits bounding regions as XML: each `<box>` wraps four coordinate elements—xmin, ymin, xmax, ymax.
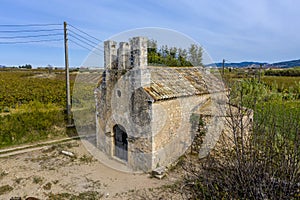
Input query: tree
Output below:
<box><xmin>147</xmin><ymin>39</ymin><xmax>162</xmax><ymax>65</ymax></box>
<box><xmin>147</xmin><ymin>40</ymin><xmax>192</xmax><ymax>67</ymax></box>
<box><xmin>178</xmin><ymin>48</ymin><xmax>191</xmax><ymax>66</ymax></box>
<box><xmin>188</xmin><ymin>44</ymin><xmax>203</xmax><ymax>66</ymax></box>
<box><xmin>47</xmin><ymin>64</ymin><xmax>53</xmax><ymax>74</ymax></box>
<box><xmin>18</xmin><ymin>64</ymin><xmax>32</xmax><ymax>69</ymax></box>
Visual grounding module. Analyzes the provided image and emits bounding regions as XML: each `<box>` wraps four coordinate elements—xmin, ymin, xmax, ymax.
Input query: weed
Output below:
<box><xmin>32</xmin><ymin>176</ymin><xmax>43</xmax><ymax>184</ymax></box>
<box><xmin>161</xmin><ymin>181</ymin><xmax>181</xmax><ymax>192</ymax></box>
<box><xmin>77</xmin><ymin>191</ymin><xmax>104</xmax><ymax>200</ymax></box>
<box><xmin>66</xmin><ymin>142</ymin><xmax>79</xmax><ymax>148</ymax></box>
<box><xmin>0</xmin><ymin>184</ymin><xmax>13</xmax><ymax>195</ymax></box>
<box><xmin>43</xmin><ymin>182</ymin><xmax>52</xmax><ymax>190</ymax></box>
<box><xmin>47</xmin><ymin>192</ymin><xmax>71</xmax><ymax>200</ymax></box>
<box><xmin>79</xmin><ymin>155</ymin><xmax>94</xmax><ymax>163</ymax></box>
<box><xmin>14</xmin><ymin>178</ymin><xmax>23</xmax><ymax>184</ymax></box>
<box><xmin>0</xmin><ymin>170</ymin><xmax>8</xmax><ymax>179</ymax></box>
<box><xmin>47</xmin><ymin>191</ymin><xmax>103</xmax><ymax>200</ymax></box>
<box><xmin>41</xmin><ymin>145</ymin><xmax>57</xmax><ymax>153</ymax></box>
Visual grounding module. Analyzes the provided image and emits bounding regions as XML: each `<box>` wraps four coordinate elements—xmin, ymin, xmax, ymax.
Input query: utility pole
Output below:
<box><xmin>258</xmin><ymin>64</ymin><xmax>262</xmax><ymax>83</ymax></box>
<box><xmin>64</xmin><ymin>21</ymin><xmax>72</xmax><ymax>126</ymax></box>
<box><xmin>222</xmin><ymin>59</ymin><xmax>225</xmax><ymax>76</ymax></box>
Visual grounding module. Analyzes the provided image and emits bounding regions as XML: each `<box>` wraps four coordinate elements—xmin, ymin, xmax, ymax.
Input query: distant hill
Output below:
<box><xmin>209</xmin><ymin>61</ymin><xmax>267</xmax><ymax>68</ymax></box>
<box><xmin>209</xmin><ymin>59</ymin><xmax>300</xmax><ymax>68</ymax></box>
<box><xmin>267</xmin><ymin>59</ymin><xmax>300</xmax><ymax>68</ymax></box>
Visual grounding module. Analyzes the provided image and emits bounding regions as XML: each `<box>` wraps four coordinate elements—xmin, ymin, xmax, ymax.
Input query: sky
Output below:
<box><xmin>0</xmin><ymin>0</ymin><xmax>300</xmax><ymax>68</ymax></box>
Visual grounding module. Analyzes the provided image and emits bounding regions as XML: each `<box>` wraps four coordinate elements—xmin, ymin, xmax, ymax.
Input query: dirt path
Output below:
<box><xmin>0</xmin><ymin>136</ymin><xmax>80</xmax><ymax>157</ymax></box>
<box><xmin>0</xmin><ymin>139</ymin><xmax>176</xmax><ymax>199</ymax></box>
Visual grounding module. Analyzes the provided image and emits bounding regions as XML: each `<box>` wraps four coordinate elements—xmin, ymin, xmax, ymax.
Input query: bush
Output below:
<box><xmin>0</xmin><ymin>104</ymin><xmax>67</xmax><ymax>148</ymax></box>
<box><xmin>181</xmin><ymin>80</ymin><xmax>300</xmax><ymax>199</ymax></box>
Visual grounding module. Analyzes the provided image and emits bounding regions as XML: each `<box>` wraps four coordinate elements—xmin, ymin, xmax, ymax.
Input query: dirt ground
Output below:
<box><xmin>0</xmin><ymin>140</ymin><xmax>183</xmax><ymax>199</ymax></box>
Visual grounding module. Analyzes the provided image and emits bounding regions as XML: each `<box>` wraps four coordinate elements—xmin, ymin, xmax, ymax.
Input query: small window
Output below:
<box><xmin>117</xmin><ymin>90</ymin><xmax>121</xmax><ymax>97</ymax></box>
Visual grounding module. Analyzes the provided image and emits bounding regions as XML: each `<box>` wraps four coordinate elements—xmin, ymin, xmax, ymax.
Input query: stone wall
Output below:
<box><xmin>95</xmin><ymin>68</ymin><xmax>154</xmax><ymax>171</ymax></box>
<box><xmin>151</xmin><ymin>94</ymin><xmax>211</xmax><ymax>169</ymax></box>
<box><xmin>104</xmin><ymin>36</ymin><xmax>148</xmax><ymax>70</ymax></box>
<box><xmin>96</xmin><ymin>36</ymin><xmax>153</xmax><ymax>171</ymax></box>
<box><xmin>96</xmin><ymin>36</ymin><xmax>226</xmax><ymax>172</ymax></box>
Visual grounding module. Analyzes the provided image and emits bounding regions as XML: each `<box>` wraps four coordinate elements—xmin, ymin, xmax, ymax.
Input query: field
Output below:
<box><xmin>0</xmin><ymin>69</ymin><xmax>77</xmax><ymax>148</ymax></box>
<box><xmin>0</xmin><ymin>67</ymin><xmax>299</xmax><ymax>199</ymax></box>
<box><xmin>1</xmin><ymin>67</ymin><xmax>299</xmax><ymax>149</ymax></box>
<box><xmin>261</xmin><ymin>76</ymin><xmax>300</xmax><ymax>92</ymax></box>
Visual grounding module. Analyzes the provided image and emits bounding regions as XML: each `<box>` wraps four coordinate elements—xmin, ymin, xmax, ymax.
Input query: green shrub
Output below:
<box><xmin>0</xmin><ymin>105</ymin><xmax>67</xmax><ymax>148</ymax></box>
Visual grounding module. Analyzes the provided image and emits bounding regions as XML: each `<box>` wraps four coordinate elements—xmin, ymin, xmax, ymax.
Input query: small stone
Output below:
<box><xmin>61</xmin><ymin>150</ymin><xmax>75</xmax><ymax>157</ymax></box>
<box><xmin>152</xmin><ymin>166</ymin><xmax>166</xmax><ymax>179</ymax></box>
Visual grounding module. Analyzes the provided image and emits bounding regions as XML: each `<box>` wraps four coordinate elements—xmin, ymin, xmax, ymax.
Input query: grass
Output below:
<box><xmin>32</xmin><ymin>176</ymin><xmax>43</xmax><ymax>184</ymax></box>
<box><xmin>261</xmin><ymin>76</ymin><xmax>300</xmax><ymax>92</ymax></box>
<box><xmin>0</xmin><ymin>69</ymin><xmax>99</xmax><ymax>148</ymax></box>
<box><xmin>79</xmin><ymin>155</ymin><xmax>94</xmax><ymax>163</ymax></box>
<box><xmin>0</xmin><ymin>170</ymin><xmax>8</xmax><ymax>179</ymax></box>
<box><xmin>0</xmin><ymin>69</ymin><xmax>72</xmax><ymax>109</ymax></box>
<box><xmin>43</xmin><ymin>182</ymin><xmax>52</xmax><ymax>190</ymax></box>
<box><xmin>0</xmin><ymin>68</ymin><xmax>98</xmax><ymax>148</ymax></box>
<box><xmin>0</xmin><ymin>106</ymin><xmax>67</xmax><ymax>148</ymax></box>
<box><xmin>47</xmin><ymin>191</ymin><xmax>104</xmax><ymax>200</ymax></box>
<box><xmin>0</xmin><ymin>184</ymin><xmax>13</xmax><ymax>195</ymax></box>
<box><xmin>0</xmin><ymin>69</ymin><xmax>79</xmax><ymax>148</ymax></box>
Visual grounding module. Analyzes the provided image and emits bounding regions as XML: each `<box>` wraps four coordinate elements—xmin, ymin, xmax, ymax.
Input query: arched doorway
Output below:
<box><xmin>113</xmin><ymin>124</ymin><xmax>128</xmax><ymax>161</ymax></box>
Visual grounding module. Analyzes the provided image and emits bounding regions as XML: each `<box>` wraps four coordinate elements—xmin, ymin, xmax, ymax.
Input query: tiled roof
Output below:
<box><xmin>143</xmin><ymin>67</ymin><xmax>217</xmax><ymax>101</ymax></box>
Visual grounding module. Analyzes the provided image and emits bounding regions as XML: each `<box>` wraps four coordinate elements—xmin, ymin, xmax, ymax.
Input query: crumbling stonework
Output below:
<box><xmin>95</xmin><ymin>36</ymin><xmax>224</xmax><ymax>172</ymax></box>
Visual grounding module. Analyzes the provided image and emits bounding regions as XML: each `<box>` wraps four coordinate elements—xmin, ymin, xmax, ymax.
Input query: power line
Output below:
<box><xmin>0</xmin><ymin>23</ymin><xmax>61</xmax><ymax>27</ymax></box>
<box><xmin>68</xmin><ymin>29</ymin><xmax>99</xmax><ymax>46</ymax></box>
<box><xmin>0</xmin><ymin>21</ymin><xmax>104</xmax><ymax>55</ymax></box>
<box><xmin>68</xmin><ymin>24</ymin><xmax>102</xmax><ymax>42</ymax></box>
<box><xmin>0</xmin><ymin>38</ymin><xmax>63</xmax><ymax>44</ymax></box>
<box><xmin>0</xmin><ymin>29</ymin><xmax>62</xmax><ymax>33</ymax></box>
<box><xmin>0</xmin><ymin>33</ymin><xmax>63</xmax><ymax>39</ymax></box>
<box><xmin>69</xmin><ymin>39</ymin><xmax>102</xmax><ymax>56</ymax></box>
<box><xmin>69</xmin><ymin>33</ymin><xmax>103</xmax><ymax>52</ymax></box>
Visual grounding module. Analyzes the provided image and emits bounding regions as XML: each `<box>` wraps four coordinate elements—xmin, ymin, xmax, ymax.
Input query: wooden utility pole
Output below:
<box><xmin>64</xmin><ymin>21</ymin><xmax>72</xmax><ymax>126</ymax></box>
<box><xmin>222</xmin><ymin>59</ymin><xmax>225</xmax><ymax>76</ymax></box>
<box><xmin>258</xmin><ymin>64</ymin><xmax>262</xmax><ymax>83</ymax></box>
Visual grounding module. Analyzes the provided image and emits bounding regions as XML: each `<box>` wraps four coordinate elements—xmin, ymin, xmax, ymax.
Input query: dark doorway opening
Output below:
<box><xmin>113</xmin><ymin>124</ymin><xmax>128</xmax><ymax>161</ymax></box>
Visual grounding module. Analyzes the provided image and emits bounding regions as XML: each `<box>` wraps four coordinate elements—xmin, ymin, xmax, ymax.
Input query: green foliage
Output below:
<box><xmin>230</xmin><ymin>78</ymin><xmax>300</xmax><ymax>148</ymax></box>
<box><xmin>32</xmin><ymin>176</ymin><xmax>44</xmax><ymax>184</ymax></box>
<box><xmin>229</xmin><ymin>79</ymin><xmax>282</xmax><ymax>108</ymax></box>
<box><xmin>0</xmin><ymin>104</ymin><xmax>66</xmax><ymax>148</ymax></box>
<box><xmin>18</xmin><ymin>64</ymin><xmax>32</xmax><ymax>69</ymax></box>
<box><xmin>188</xmin><ymin>44</ymin><xmax>203</xmax><ymax>66</ymax></box>
<box><xmin>48</xmin><ymin>191</ymin><xmax>103</xmax><ymax>200</ymax></box>
<box><xmin>254</xmin><ymin>100</ymin><xmax>300</xmax><ymax>148</ymax></box>
<box><xmin>147</xmin><ymin>40</ymin><xmax>202</xmax><ymax>67</ymax></box>
<box><xmin>0</xmin><ymin>70</ymin><xmax>70</xmax><ymax>109</ymax></box>
<box><xmin>183</xmin><ymin>78</ymin><xmax>300</xmax><ymax>199</ymax></box>
<box><xmin>0</xmin><ymin>69</ymin><xmax>79</xmax><ymax>148</ymax></box>
<box><xmin>265</xmin><ymin>68</ymin><xmax>300</xmax><ymax>76</ymax></box>
<box><xmin>261</xmin><ymin>76</ymin><xmax>300</xmax><ymax>94</ymax></box>
<box><xmin>79</xmin><ymin>155</ymin><xmax>94</xmax><ymax>163</ymax></box>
